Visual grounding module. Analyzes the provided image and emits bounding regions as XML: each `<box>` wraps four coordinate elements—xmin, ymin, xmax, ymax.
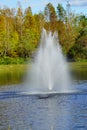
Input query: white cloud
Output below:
<box><xmin>70</xmin><ymin>0</ymin><xmax>87</xmax><ymax>6</ymax></box>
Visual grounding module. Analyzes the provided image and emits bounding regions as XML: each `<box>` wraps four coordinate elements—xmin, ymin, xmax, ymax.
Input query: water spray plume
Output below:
<box><xmin>25</xmin><ymin>28</ymin><xmax>71</xmax><ymax>93</ymax></box>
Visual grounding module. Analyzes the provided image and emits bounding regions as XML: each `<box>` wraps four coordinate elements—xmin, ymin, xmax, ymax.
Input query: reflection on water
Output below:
<box><xmin>75</xmin><ymin>72</ymin><xmax>87</xmax><ymax>80</ymax></box>
<box><xmin>71</xmin><ymin>68</ymin><xmax>87</xmax><ymax>80</ymax></box>
<box><xmin>0</xmin><ymin>70</ymin><xmax>25</xmax><ymax>85</ymax></box>
<box><xmin>0</xmin><ymin>67</ymin><xmax>87</xmax><ymax>85</ymax></box>
<box><xmin>0</xmin><ymin>92</ymin><xmax>87</xmax><ymax>130</ymax></box>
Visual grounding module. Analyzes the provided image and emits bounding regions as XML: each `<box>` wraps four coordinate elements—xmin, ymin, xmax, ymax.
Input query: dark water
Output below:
<box><xmin>0</xmin><ymin>68</ymin><xmax>87</xmax><ymax>130</ymax></box>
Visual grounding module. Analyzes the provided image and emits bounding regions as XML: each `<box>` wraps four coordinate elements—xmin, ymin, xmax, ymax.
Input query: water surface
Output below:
<box><xmin>0</xmin><ymin>68</ymin><xmax>87</xmax><ymax>130</ymax></box>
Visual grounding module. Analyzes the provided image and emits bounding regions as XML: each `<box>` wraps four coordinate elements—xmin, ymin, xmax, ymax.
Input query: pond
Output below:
<box><xmin>0</xmin><ymin>66</ymin><xmax>87</xmax><ymax>130</ymax></box>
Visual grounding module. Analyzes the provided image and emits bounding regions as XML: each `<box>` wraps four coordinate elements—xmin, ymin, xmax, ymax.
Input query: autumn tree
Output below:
<box><xmin>0</xmin><ymin>3</ymin><xmax>87</xmax><ymax>63</ymax></box>
<box><xmin>23</xmin><ymin>6</ymin><xmax>35</xmax><ymax>29</ymax></box>
<box><xmin>34</xmin><ymin>12</ymin><xmax>45</xmax><ymax>33</ymax></box>
<box><xmin>15</xmin><ymin>7</ymin><xmax>23</xmax><ymax>39</ymax></box>
<box><xmin>44</xmin><ymin>3</ymin><xmax>57</xmax><ymax>31</ymax></box>
<box><xmin>17</xmin><ymin>6</ymin><xmax>40</xmax><ymax>58</ymax></box>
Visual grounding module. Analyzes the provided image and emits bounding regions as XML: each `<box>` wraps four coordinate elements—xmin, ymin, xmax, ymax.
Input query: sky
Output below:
<box><xmin>0</xmin><ymin>0</ymin><xmax>87</xmax><ymax>15</ymax></box>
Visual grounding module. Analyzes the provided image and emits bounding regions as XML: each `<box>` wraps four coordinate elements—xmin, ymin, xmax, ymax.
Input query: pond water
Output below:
<box><xmin>0</xmin><ymin>68</ymin><xmax>87</xmax><ymax>130</ymax></box>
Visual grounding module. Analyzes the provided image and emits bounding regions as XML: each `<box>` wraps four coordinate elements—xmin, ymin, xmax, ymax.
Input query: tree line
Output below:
<box><xmin>0</xmin><ymin>2</ymin><xmax>87</xmax><ymax>64</ymax></box>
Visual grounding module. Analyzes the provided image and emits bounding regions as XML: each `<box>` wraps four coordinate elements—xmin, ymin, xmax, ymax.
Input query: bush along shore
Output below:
<box><xmin>0</xmin><ymin>57</ymin><xmax>31</xmax><ymax>65</ymax></box>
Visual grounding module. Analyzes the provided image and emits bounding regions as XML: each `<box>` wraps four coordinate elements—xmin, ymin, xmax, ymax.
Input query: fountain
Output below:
<box><xmin>25</xmin><ymin>29</ymin><xmax>71</xmax><ymax>93</ymax></box>
<box><xmin>0</xmin><ymin>29</ymin><xmax>87</xmax><ymax>130</ymax></box>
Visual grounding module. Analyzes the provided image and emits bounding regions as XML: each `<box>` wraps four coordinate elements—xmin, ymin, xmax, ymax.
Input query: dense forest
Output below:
<box><xmin>0</xmin><ymin>2</ymin><xmax>87</xmax><ymax>64</ymax></box>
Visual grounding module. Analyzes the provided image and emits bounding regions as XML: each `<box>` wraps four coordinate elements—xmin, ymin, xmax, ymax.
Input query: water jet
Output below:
<box><xmin>25</xmin><ymin>29</ymin><xmax>71</xmax><ymax>93</ymax></box>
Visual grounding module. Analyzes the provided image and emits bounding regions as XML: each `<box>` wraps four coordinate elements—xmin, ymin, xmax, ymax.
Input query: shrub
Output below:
<box><xmin>0</xmin><ymin>57</ymin><xmax>30</xmax><ymax>65</ymax></box>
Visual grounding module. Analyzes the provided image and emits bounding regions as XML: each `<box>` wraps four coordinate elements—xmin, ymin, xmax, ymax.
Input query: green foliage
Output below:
<box><xmin>44</xmin><ymin>3</ymin><xmax>57</xmax><ymax>31</ymax></box>
<box><xmin>68</xmin><ymin>34</ymin><xmax>87</xmax><ymax>61</ymax></box>
<box><xmin>18</xmin><ymin>28</ymin><xmax>40</xmax><ymax>58</ymax></box>
<box><xmin>57</xmin><ymin>3</ymin><xmax>66</xmax><ymax>21</ymax></box>
<box><xmin>0</xmin><ymin>57</ymin><xmax>29</xmax><ymax>65</ymax></box>
<box><xmin>0</xmin><ymin>3</ymin><xmax>87</xmax><ymax>64</ymax></box>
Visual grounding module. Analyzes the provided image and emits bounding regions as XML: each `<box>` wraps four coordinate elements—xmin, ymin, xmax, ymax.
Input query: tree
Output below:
<box><xmin>0</xmin><ymin>3</ymin><xmax>86</xmax><ymax>62</ymax></box>
<box><xmin>15</xmin><ymin>7</ymin><xmax>23</xmax><ymax>39</ymax></box>
<box><xmin>78</xmin><ymin>15</ymin><xmax>87</xmax><ymax>36</ymax></box>
<box><xmin>44</xmin><ymin>3</ymin><xmax>57</xmax><ymax>31</ymax></box>
<box><xmin>68</xmin><ymin>34</ymin><xmax>87</xmax><ymax>60</ymax></box>
<box><xmin>17</xmin><ymin>28</ymin><xmax>39</xmax><ymax>58</ymax></box>
<box><xmin>67</xmin><ymin>15</ymin><xmax>87</xmax><ymax>60</ymax></box>
<box><xmin>23</xmin><ymin>6</ymin><xmax>36</xmax><ymax>29</ymax></box>
<box><xmin>57</xmin><ymin>3</ymin><xmax>66</xmax><ymax>22</ymax></box>
<box><xmin>34</xmin><ymin>12</ymin><xmax>45</xmax><ymax>32</ymax></box>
